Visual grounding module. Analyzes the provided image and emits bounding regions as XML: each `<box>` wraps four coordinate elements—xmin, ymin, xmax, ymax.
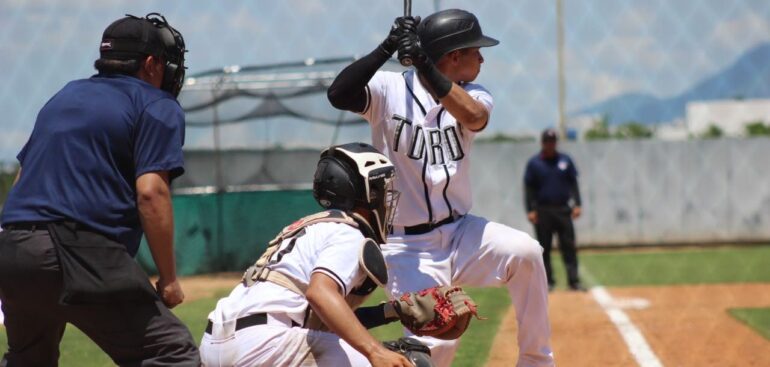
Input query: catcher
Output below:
<box><xmin>199</xmin><ymin>143</ymin><xmax>479</xmax><ymax>367</ymax></box>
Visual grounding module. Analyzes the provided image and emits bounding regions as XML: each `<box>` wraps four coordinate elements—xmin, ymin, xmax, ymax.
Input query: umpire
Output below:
<box><xmin>524</xmin><ymin>129</ymin><xmax>585</xmax><ymax>291</ymax></box>
<box><xmin>0</xmin><ymin>14</ymin><xmax>199</xmax><ymax>366</ymax></box>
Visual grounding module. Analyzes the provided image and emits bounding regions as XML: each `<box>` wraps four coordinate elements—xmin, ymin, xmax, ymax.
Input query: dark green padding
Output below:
<box><xmin>136</xmin><ymin>190</ymin><xmax>319</xmax><ymax>275</ymax></box>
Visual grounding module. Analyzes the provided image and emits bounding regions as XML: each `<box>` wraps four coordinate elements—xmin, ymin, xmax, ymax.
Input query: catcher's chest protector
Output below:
<box><xmin>241</xmin><ymin>210</ymin><xmax>388</xmax><ymax>329</ymax></box>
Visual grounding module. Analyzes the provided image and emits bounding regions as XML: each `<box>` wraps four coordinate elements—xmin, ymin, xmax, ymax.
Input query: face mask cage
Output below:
<box><xmin>142</xmin><ymin>12</ymin><xmax>187</xmax><ymax>96</ymax></box>
<box><xmin>383</xmin><ymin>179</ymin><xmax>400</xmax><ymax>235</ymax></box>
<box><xmin>369</xmin><ymin>174</ymin><xmax>399</xmax><ymax>243</ymax></box>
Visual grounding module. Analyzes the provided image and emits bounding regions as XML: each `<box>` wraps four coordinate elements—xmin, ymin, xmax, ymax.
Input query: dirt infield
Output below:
<box><xmin>172</xmin><ymin>275</ymin><xmax>770</xmax><ymax>366</ymax></box>
<box><xmin>486</xmin><ymin>283</ymin><xmax>770</xmax><ymax>367</ymax></box>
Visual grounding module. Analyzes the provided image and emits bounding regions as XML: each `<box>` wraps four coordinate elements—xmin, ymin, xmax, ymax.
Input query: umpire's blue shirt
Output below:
<box><xmin>1</xmin><ymin>74</ymin><xmax>185</xmax><ymax>256</ymax></box>
<box><xmin>524</xmin><ymin>152</ymin><xmax>579</xmax><ymax>208</ymax></box>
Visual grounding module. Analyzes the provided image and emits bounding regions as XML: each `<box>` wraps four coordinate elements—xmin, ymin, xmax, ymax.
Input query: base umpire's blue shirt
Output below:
<box><xmin>1</xmin><ymin>74</ymin><xmax>185</xmax><ymax>256</ymax></box>
<box><xmin>524</xmin><ymin>152</ymin><xmax>579</xmax><ymax>207</ymax></box>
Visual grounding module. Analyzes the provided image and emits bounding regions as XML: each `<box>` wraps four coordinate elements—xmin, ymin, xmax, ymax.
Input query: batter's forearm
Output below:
<box><xmin>439</xmin><ymin>83</ymin><xmax>488</xmax><ymax>131</ymax></box>
<box><xmin>327</xmin><ymin>46</ymin><xmax>392</xmax><ymax>113</ymax></box>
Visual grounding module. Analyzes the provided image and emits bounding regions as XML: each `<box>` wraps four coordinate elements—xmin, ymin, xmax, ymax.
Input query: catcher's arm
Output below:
<box><xmin>354</xmin><ymin>303</ymin><xmax>400</xmax><ymax>329</ymax></box>
<box><xmin>306</xmin><ymin>273</ymin><xmax>411</xmax><ymax>367</ymax></box>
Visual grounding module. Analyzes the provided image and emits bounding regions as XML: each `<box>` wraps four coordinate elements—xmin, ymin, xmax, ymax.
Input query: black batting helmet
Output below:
<box><xmin>313</xmin><ymin>143</ymin><xmax>399</xmax><ymax>244</ymax></box>
<box><xmin>417</xmin><ymin>9</ymin><xmax>499</xmax><ymax>62</ymax></box>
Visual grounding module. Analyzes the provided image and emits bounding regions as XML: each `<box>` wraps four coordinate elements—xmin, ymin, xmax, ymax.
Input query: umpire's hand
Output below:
<box><xmin>156</xmin><ymin>277</ymin><xmax>185</xmax><ymax>309</ymax></box>
<box><xmin>572</xmin><ymin>206</ymin><xmax>582</xmax><ymax>219</ymax></box>
<box><xmin>527</xmin><ymin>211</ymin><xmax>538</xmax><ymax>225</ymax></box>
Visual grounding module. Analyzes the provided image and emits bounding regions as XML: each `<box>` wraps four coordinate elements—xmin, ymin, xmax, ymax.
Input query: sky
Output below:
<box><xmin>1</xmin><ymin>0</ymin><xmax>769</xmax><ymax>161</ymax></box>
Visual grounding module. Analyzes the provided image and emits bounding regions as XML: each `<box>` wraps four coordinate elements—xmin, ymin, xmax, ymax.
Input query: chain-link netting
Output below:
<box><xmin>2</xmin><ymin>0</ymin><xmax>769</xmax><ymax>157</ymax></box>
<box><xmin>1</xmin><ymin>1</ymin><xmax>769</xmax><ymax>241</ymax></box>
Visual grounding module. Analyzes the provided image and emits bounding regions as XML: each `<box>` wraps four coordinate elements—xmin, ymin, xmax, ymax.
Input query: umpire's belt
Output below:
<box><xmin>2</xmin><ymin>221</ymin><xmax>54</xmax><ymax>231</ymax></box>
<box><xmin>2</xmin><ymin>220</ymin><xmax>96</xmax><ymax>232</ymax></box>
<box><xmin>205</xmin><ymin>313</ymin><xmax>299</xmax><ymax>335</ymax></box>
<box><xmin>393</xmin><ymin>215</ymin><xmax>461</xmax><ymax>236</ymax></box>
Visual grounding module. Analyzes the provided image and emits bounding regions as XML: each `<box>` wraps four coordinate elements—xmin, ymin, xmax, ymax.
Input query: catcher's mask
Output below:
<box><xmin>100</xmin><ymin>13</ymin><xmax>187</xmax><ymax>97</ymax></box>
<box><xmin>313</xmin><ymin>143</ymin><xmax>400</xmax><ymax>244</ymax></box>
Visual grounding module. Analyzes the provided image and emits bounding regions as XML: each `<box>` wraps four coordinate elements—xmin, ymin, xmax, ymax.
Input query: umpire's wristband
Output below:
<box><xmin>417</xmin><ymin>62</ymin><xmax>453</xmax><ymax>99</ymax></box>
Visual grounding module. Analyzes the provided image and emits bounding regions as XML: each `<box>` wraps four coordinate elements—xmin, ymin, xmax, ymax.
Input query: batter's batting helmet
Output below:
<box><xmin>417</xmin><ymin>9</ymin><xmax>499</xmax><ymax>62</ymax></box>
<box><xmin>313</xmin><ymin>143</ymin><xmax>399</xmax><ymax>244</ymax></box>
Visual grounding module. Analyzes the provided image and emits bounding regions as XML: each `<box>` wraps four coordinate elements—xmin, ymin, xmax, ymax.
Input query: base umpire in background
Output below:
<box><xmin>0</xmin><ymin>13</ymin><xmax>199</xmax><ymax>366</ymax></box>
<box><xmin>524</xmin><ymin>129</ymin><xmax>585</xmax><ymax>291</ymax></box>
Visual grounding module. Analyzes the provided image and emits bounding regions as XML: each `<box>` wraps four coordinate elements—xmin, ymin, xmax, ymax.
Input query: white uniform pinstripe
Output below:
<box><xmin>363</xmin><ymin>70</ymin><xmax>555</xmax><ymax>367</ymax></box>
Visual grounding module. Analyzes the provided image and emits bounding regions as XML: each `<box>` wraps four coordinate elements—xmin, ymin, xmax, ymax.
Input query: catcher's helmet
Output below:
<box><xmin>417</xmin><ymin>9</ymin><xmax>499</xmax><ymax>62</ymax></box>
<box><xmin>313</xmin><ymin>143</ymin><xmax>399</xmax><ymax>244</ymax></box>
<box><xmin>100</xmin><ymin>13</ymin><xmax>187</xmax><ymax>97</ymax></box>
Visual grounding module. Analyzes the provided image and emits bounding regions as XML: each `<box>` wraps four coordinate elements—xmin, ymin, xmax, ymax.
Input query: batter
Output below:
<box><xmin>328</xmin><ymin>9</ymin><xmax>555</xmax><ymax>367</ymax></box>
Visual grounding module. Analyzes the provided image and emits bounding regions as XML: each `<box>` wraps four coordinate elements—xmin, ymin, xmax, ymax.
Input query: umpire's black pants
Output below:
<box><xmin>534</xmin><ymin>206</ymin><xmax>580</xmax><ymax>287</ymax></box>
<box><xmin>0</xmin><ymin>227</ymin><xmax>200</xmax><ymax>367</ymax></box>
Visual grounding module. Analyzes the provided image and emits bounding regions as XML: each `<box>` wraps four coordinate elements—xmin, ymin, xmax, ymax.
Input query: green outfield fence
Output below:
<box><xmin>136</xmin><ymin>190</ymin><xmax>318</xmax><ymax>276</ymax></box>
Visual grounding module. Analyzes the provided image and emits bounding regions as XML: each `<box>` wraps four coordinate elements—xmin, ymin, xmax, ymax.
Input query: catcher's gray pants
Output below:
<box><xmin>0</xmin><ymin>228</ymin><xmax>200</xmax><ymax>367</ymax></box>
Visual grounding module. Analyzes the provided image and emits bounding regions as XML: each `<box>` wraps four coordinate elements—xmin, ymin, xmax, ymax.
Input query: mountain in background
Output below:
<box><xmin>573</xmin><ymin>42</ymin><xmax>770</xmax><ymax>125</ymax></box>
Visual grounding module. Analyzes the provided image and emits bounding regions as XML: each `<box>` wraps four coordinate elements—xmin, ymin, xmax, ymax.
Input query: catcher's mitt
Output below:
<box><xmin>384</xmin><ymin>285</ymin><xmax>482</xmax><ymax>340</ymax></box>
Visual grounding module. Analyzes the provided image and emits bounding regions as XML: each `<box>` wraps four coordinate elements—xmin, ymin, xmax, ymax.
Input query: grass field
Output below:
<box><xmin>728</xmin><ymin>307</ymin><xmax>770</xmax><ymax>341</ymax></box>
<box><xmin>581</xmin><ymin>245</ymin><xmax>770</xmax><ymax>286</ymax></box>
<box><xmin>1</xmin><ymin>245</ymin><xmax>768</xmax><ymax>366</ymax></box>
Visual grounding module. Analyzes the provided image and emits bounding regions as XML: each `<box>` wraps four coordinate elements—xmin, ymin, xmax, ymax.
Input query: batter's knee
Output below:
<box><xmin>489</xmin><ymin>223</ymin><xmax>543</xmax><ymax>264</ymax></box>
<box><xmin>520</xmin><ymin>235</ymin><xmax>544</xmax><ymax>264</ymax></box>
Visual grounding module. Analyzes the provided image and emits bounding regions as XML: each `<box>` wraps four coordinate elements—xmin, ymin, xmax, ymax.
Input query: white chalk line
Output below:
<box><xmin>580</xmin><ymin>266</ymin><xmax>664</xmax><ymax>367</ymax></box>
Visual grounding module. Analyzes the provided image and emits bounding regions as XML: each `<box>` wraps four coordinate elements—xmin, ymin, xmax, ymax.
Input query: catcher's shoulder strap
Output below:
<box><xmin>241</xmin><ymin>210</ymin><xmax>359</xmax><ymax>291</ymax></box>
<box><xmin>273</xmin><ymin>209</ymin><xmax>359</xmax><ymax>246</ymax></box>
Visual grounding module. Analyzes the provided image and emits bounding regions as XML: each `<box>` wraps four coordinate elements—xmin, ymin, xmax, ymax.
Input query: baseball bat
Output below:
<box><xmin>398</xmin><ymin>0</ymin><xmax>413</xmax><ymax>67</ymax></box>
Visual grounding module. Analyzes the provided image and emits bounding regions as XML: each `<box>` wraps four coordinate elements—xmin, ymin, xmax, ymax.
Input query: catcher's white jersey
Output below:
<box><xmin>200</xmin><ymin>222</ymin><xmax>371</xmax><ymax>367</ymax></box>
<box><xmin>363</xmin><ymin>69</ymin><xmax>493</xmax><ymax>227</ymax></box>
<box><xmin>206</xmin><ymin>222</ymin><xmax>366</xmax><ymax>327</ymax></box>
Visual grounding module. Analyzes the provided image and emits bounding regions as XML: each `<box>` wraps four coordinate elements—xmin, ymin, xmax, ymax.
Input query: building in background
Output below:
<box><xmin>687</xmin><ymin>99</ymin><xmax>770</xmax><ymax>137</ymax></box>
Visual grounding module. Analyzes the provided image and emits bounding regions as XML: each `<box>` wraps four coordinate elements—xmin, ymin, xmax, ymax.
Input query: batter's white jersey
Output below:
<box><xmin>200</xmin><ymin>222</ymin><xmax>372</xmax><ymax>367</ymax></box>
<box><xmin>363</xmin><ymin>69</ymin><xmax>494</xmax><ymax>227</ymax></box>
